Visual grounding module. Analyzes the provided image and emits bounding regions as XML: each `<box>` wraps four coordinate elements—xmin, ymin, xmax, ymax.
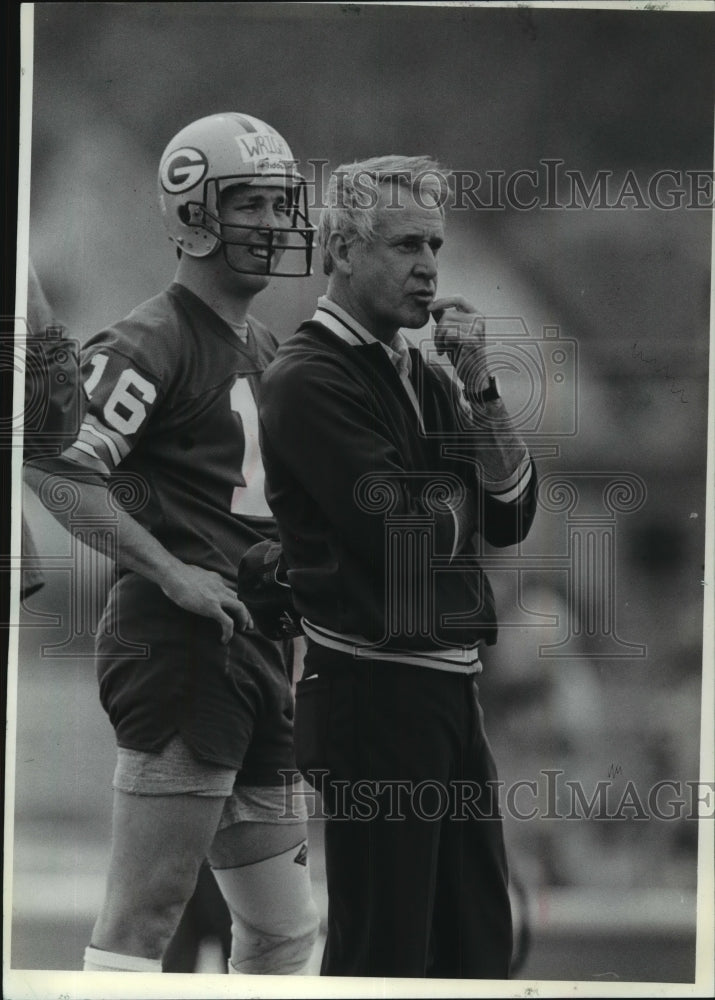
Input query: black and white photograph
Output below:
<box><xmin>3</xmin><ymin>2</ymin><xmax>714</xmax><ymax>998</ymax></box>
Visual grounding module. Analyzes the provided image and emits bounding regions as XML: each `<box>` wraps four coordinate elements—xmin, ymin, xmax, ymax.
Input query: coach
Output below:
<box><xmin>259</xmin><ymin>156</ymin><xmax>537</xmax><ymax>978</ymax></box>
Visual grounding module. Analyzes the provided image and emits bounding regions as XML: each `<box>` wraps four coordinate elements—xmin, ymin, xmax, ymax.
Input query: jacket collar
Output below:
<box><xmin>313</xmin><ymin>296</ymin><xmax>413</xmax><ymax>375</ymax></box>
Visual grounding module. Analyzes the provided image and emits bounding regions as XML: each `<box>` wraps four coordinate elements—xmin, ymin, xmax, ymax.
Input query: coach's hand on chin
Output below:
<box><xmin>158</xmin><ymin>561</ymin><xmax>254</xmax><ymax>642</ymax></box>
<box><xmin>429</xmin><ymin>296</ymin><xmax>491</xmax><ymax>400</ymax></box>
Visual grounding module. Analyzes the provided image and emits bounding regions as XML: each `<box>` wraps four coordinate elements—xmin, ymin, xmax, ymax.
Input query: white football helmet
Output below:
<box><xmin>158</xmin><ymin>112</ymin><xmax>315</xmax><ymax>276</ymax></box>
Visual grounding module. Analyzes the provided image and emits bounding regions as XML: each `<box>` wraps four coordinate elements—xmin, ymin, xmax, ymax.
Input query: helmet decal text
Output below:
<box><xmin>236</xmin><ymin>131</ymin><xmax>290</xmax><ymax>162</ymax></box>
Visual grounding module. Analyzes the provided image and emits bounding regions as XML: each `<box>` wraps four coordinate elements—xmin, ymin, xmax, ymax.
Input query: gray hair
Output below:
<box><xmin>318</xmin><ymin>155</ymin><xmax>450</xmax><ymax>275</ymax></box>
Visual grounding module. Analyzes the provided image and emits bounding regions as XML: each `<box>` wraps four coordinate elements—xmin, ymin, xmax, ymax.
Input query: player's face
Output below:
<box><xmin>347</xmin><ymin>185</ymin><xmax>444</xmax><ymax>343</ymax></box>
<box><xmin>218</xmin><ymin>183</ymin><xmax>292</xmax><ymax>284</ymax></box>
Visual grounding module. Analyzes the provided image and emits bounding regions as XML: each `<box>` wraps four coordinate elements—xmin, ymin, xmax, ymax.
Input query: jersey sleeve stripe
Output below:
<box><xmin>80</xmin><ymin>422</ymin><xmax>123</xmax><ymax>466</ymax></box>
<box><xmin>83</xmin><ymin>413</ymin><xmax>132</xmax><ymax>460</ymax></box>
<box><xmin>71</xmin><ymin>438</ymin><xmax>102</xmax><ymax>461</ymax></box>
<box><xmin>482</xmin><ymin>450</ymin><xmax>530</xmax><ymax>492</ymax></box>
<box><xmin>75</xmin><ymin>422</ymin><xmax>122</xmax><ymax>472</ymax></box>
<box><xmin>485</xmin><ymin>458</ymin><xmax>533</xmax><ymax>504</ymax></box>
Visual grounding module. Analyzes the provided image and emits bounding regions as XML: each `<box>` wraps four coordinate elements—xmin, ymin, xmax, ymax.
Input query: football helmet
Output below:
<box><xmin>158</xmin><ymin>112</ymin><xmax>315</xmax><ymax>276</ymax></box>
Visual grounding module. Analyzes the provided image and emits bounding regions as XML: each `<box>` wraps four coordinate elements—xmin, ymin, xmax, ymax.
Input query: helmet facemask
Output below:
<box><xmin>184</xmin><ymin>175</ymin><xmax>315</xmax><ymax>277</ymax></box>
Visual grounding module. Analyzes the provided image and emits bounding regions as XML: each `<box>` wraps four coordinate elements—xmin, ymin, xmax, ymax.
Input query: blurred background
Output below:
<box><xmin>9</xmin><ymin>1</ymin><xmax>713</xmax><ymax>989</ymax></box>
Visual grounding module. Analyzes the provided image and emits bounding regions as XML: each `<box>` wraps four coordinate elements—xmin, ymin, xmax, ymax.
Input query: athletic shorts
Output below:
<box><xmin>96</xmin><ymin>573</ymin><xmax>298</xmax><ymax>785</ymax></box>
<box><xmin>113</xmin><ymin>734</ymin><xmax>308</xmax><ymax>829</ymax></box>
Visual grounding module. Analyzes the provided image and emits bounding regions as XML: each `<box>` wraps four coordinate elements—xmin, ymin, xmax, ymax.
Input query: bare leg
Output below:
<box><xmin>91</xmin><ymin>790</ymin><xmax>227</xmax><ymax>960</ymax></box>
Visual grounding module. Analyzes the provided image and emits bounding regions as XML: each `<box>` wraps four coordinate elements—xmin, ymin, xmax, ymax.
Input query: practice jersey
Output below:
<box><xmin>28</xmin><ymin>282</ymin><xmax>280</xmax><ymax>583</ymax></box>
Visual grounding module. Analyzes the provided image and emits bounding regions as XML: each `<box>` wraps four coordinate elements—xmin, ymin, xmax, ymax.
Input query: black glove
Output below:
<box><xmin>237</xmin><ymin>540</ymin><xmax>303</xmax><ymax>641</ymax></box>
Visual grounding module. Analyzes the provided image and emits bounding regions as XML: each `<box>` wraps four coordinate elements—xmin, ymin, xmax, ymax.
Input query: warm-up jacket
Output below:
<box><xmin>259</xmin><ymin>320</ymin><xmax>537</xmax><ymax>652</ymax></box>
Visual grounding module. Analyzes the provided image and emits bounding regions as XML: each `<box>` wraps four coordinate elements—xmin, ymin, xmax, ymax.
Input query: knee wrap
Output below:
<box><xmin>212</xmin><ymin>841</ymin><xmax>320</xmax><ymax>975</ymax></box>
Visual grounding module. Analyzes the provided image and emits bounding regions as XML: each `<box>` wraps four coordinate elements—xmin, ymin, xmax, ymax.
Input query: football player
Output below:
<box><xmin>24</xmin><ymin>112</ymin><xmax>320</xmax><ymax>975</ymax></box>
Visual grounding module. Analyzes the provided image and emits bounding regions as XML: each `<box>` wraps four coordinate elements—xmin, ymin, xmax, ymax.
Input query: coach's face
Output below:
<box><xmin>347</xmin><ymin>184</ymin><xmax>444</xmax><ymax>343</ymax></box>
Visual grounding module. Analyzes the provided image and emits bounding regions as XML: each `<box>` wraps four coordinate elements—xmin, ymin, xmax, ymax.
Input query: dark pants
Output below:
<box><xmin>294</xmin><ymin>645</ymin><xmax>513</xmax><ymax>979</ymax></box>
